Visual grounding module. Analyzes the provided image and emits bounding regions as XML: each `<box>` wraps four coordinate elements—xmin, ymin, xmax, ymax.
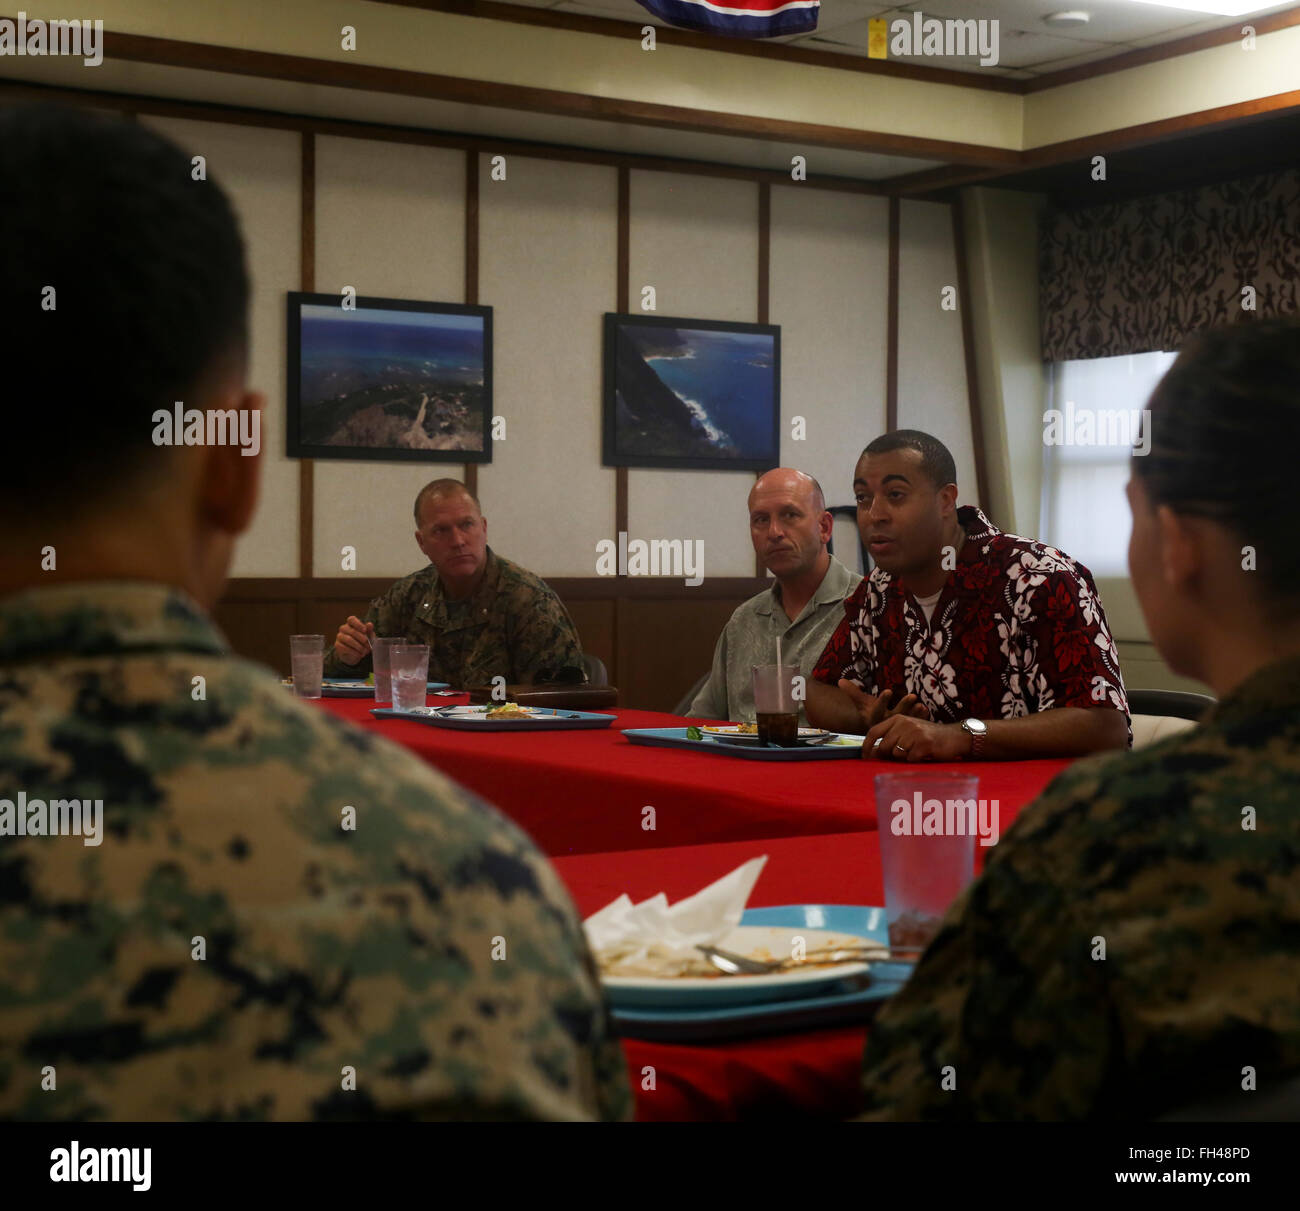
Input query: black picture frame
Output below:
<box><xmin>286</xmin><ymin>291</ymin><xmax>493</xmax><ymax>463</ymax></box>
<box><xmin>602</xmin><ymin>312</ymin><xmax>780</xmax><ymax>471</ymax></box>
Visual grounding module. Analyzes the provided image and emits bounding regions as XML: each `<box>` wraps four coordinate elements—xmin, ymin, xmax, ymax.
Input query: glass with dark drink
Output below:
<box><xmin>752</xmin><ymin>664</ymin><xmax>799</xmax><ymax>746</ymax></box>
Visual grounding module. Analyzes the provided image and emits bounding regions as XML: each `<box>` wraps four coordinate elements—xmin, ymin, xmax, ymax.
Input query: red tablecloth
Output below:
<box><xmin>554</xmin><ymin>829</ymin><xmax>1004</xmax><ymax>1121</ymax></box>
<box><xmin>316</xmin><ymin>697</ymin><xmax>1070</xmax><ymax>856</ymax></box>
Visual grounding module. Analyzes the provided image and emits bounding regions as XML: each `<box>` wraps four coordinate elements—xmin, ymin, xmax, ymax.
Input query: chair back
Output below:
<box><xmin>582</xmin><ymin>651</ymin><xmax>609</xmax><ymax>688</ymax></box>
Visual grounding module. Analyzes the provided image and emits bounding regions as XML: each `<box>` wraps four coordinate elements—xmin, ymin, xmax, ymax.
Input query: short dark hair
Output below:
<box><xmin>1133</xmin><ymin>319</ymin><xmax>1300</xmax><ymax>609</ymax></box>
<box><xmin>414</xmin><ymin>478</ymin><xmax>482</xmax><ymax>523</ymax></box>
<box><xmin>0</xmin><ymin>105</ymin><xmax>249</xmax><ymax>513</ymax></box>
<box><xmin>862</xmin><ymin>430</ymin><xmax>957</xmax><ymax>489</ymax></box>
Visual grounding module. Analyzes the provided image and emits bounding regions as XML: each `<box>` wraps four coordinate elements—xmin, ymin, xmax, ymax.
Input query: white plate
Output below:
<box><xmin>698</xmin><ymin>725</ymin><xmax>831</xmax><ymax>743</ymax></box>
<box><xmin>599</xmin><ymin>925</ymin><xmax>875</xmax><ymax>1007</ymax></box>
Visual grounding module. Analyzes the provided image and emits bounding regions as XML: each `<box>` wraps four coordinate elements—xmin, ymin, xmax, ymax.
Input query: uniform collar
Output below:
<box><xmin>421</xmin><ymin>548</ymin><xmax>501</xmax><ymax>627</ymax></box>
<box><xmin>0</xmin><ymin>581</ymin><xmax>226</xmax><ymax>663</ymax></box>
<box><xmin>1202</xmin><ymin>651</ymin><xmax>1300</xmax><ymax>728</ymax></box>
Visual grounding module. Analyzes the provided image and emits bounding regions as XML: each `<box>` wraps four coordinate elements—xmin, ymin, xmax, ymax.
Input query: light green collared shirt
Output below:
<box><xmin>687</xmin><ymin>555</ymin><xmax>861</xmax><ymax>724</ymax></box>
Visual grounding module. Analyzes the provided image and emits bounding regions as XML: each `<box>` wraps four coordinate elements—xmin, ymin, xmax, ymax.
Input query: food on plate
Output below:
<box><xmin>485</xmin><ymin>702</ymin><xmax>533</xmax><ymax>719</ymax></box>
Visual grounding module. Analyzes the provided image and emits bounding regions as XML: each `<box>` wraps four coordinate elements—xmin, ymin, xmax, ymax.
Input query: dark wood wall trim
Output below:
<box><xmin>1019</xmin><ymin>87</ymin><xmax>1300</xmax><ymax>169</ymax></box>
<box><xmin>81</xmin><ymin>28</ymin><xmax>1021</xmax><ymax>168</ymax></box>
<box><xmin>222</xmin><ymin>575</ymin><xmax>770</xmax><ymax>601</ymax></box>
<box><xmin>885</xmin><ymin>196</ymin><xmax>900</xmax><ymax>432</ymax></box>
<box><xmin>1021</xmin><ymin>7</ymin><xmax>1300</xmax><ymax>93</ymax></box>
<box><xmin>376</xmin><ymin>0</ymin><xmax>1300</xmax><ymax>98</ymax></box>
<box><xmin>377</xmin><ymin>0</ymin><xmax>1022</xmax><ymax>94</ymax></box>
<box><xmin>951</xmin><ymin>193</ymin><xmax>990</xmax><ymax>517</ymax></box>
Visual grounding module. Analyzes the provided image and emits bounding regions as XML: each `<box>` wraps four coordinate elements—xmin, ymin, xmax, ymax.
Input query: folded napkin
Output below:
<box><xmin>584</xmin><ymin>857</ymin><xmax>768</xmax><ymax>977</ymax></box>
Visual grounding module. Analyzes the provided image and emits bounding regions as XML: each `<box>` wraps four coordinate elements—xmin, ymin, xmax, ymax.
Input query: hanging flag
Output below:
<box><xmin>634</xmin><ymin>0</ymin><xmax>820</xmax><ymax>40</ymax></box>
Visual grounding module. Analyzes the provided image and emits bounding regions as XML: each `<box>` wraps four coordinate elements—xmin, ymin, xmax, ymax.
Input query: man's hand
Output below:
<box><xmin>864</xmin><ymin>714</ymin><xmax>970</xmax><ymax>762</ymax></box>
<box><xmin>838</xmin><ymin>680</ymin><xmax>930</xmax><ymax>733</ymax></box>
<box><xmin>333</xmin><ymin>616</ymin><xmax>374</xmax><ymax>665</ymax></box>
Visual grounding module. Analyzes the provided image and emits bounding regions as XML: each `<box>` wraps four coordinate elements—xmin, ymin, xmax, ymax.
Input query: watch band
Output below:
<box><xmin>962</xmin><ymin>718</ymin><xmax>987</xmax><ymax>759</ymax></box>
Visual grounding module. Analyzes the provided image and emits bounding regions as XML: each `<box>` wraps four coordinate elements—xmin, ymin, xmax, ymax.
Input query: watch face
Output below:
<box><xmin>964</xmin><ymin>718</ymin><xmax>986</xmax><ymax>735</ymax></box>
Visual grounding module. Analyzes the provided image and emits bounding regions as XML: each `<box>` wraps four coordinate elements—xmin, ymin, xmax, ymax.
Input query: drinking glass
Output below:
<box><xmin>390</xmin><ymin>644</ymin><xmax>431</xmax><ymax>712</ymax></box>
<box><xmin>289</xmin><ymin>634</ymin><xmax>324</xmax><ymax>700</ymax></box>
<box><xmin>873</xmin><ymin>772</ymin><xmax>980</xmax><ymax>951</ymax></box>
<box><xmin>752</xmin><ymin>664</ymin><xmax>799</xmax><ymax>746</ymax></box>
<box><xmin>370</xmin><ymin>636</ymin><xmax>409</xmax><ymax>704</ymax></box>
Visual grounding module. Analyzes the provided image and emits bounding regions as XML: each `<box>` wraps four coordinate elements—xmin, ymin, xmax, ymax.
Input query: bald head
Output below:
<box><xmin>748</xmin><ymin>468</ymin><xmax>831</xmax><ymax>586</ymax></box>
<box><xmin>750</xmin><ymin>468</ymin><xmax>825</xmax><ymax>515</ymax></box>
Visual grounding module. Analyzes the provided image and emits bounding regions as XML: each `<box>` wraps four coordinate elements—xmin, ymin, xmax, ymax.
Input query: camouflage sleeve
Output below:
<box><xmin>0</xmin><ymin>674</ymin><xmax>633</xmax><ymax>1122</ymax></box>
<box><xmin>859</xmin><ymin>779</ymin><xmax>1115</xmax><ymax>1120</ymax></box>
<box><xmin>506</xmin><ymin>585</ymin><xmax>585</xmax><ymax>684</ymax></box>
<box><xmin>322</xmin><ymin>582</ymin><xmax>413</xmax><ymax>678</ymax></box>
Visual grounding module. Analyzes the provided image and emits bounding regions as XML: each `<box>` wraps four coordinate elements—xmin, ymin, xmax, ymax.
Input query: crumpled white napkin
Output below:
<box><xmin>584</xmin><ymin>856</ymin><xmax>768</xmax><ymax>966</ymax></box>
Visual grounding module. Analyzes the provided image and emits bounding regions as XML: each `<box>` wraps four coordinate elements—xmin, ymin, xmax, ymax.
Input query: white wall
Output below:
<box><xmin>897</xmin><ymin>199</ymin><xmax>979</xmax><ymax>509</ymax></box>
<box><xmin>626</xmin><ymin>171</ymin><xmax>761</xmax><ymax>579</ymax></box>
<box><xmin>477</xmin><ymin>156</ymin><xmax>618</xmax><ymax>575</ymax></box>
<box><xmin>312</xmin><ymin>136</ymin><xmax>466</xmax><ymax>578</ymax></box>
<box><xmin>770</xmin><ymin>186</ymin><xmax>890</xmax><ymax>512</ymax></box>
<box><xmin>143</xmin><ymin>116</ymin><xmax>301</xmax><ymax>577</ymax></box>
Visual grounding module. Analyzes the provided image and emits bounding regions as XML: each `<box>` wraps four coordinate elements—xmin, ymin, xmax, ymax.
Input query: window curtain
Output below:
<box><xmin>1040</xmin><ymin>167</ymin><xmax>1300</xmax><ymax>361</ymax></box>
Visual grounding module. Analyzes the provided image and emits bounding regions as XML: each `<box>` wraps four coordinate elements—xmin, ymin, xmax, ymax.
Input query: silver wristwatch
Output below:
<box><xmin>960</xmin><ymin>717</ymin><xmax>987</xmax><ymax>759</ymax></box>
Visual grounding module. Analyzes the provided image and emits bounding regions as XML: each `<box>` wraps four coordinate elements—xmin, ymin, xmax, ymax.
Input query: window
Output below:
<box><xmin>1039</xmin><ymin>351</ymin><xmax>1178</xmax><ymax>577</ymax></box>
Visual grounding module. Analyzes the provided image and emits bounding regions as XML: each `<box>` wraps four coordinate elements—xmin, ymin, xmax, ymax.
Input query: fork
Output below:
<box><xmin>697</xmin><ymin>943</ymin><xmax>920</xmax><ymax>975</ymax></box>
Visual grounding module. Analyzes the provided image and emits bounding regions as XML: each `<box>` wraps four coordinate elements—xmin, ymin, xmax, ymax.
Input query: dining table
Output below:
<box><xmin>315</xmin><ymin>696</ymin><xmax>1071</xmax><ymax>856</ymax></box>
<box><xmin>309</xmin><ymin>691</ymin><xmax>1078</xmax><ymax>1120</ymax></box>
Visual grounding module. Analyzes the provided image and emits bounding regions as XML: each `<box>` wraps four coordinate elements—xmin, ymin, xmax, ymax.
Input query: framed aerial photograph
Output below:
<box><xmin>602</xmin><ymin>313</ymin><xmax>780</xmax><ymax>471</ymax></box>
<box><xmin>286</xmin><ymin>292</ymin><xmax>492</xmax><ymax>463</ymax></box>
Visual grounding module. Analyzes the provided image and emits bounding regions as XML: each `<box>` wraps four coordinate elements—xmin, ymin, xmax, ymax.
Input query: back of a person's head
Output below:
<box><xmin>0</xmin><ymin>105</ymin><xmax>249</xmax><ymax>522</ymax></box>
<box><xmin>1135</xmin><ymin>318</ymin><xmax>1300</xmax><ymax>618</ymax></box>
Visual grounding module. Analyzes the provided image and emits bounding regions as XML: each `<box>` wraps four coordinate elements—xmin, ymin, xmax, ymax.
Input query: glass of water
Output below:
<box><xmin>289</xmin><ymin>634</ymin><xmax>325</xmax><ymax>700</ymax></box>
<box><xmin>389</xmin><ymin>644</ymin><xmax>430</xmax><ymax>713</ymax></box>
<box><xmin>370</xmin><ymin>636</ymin><xmax>408</xmax><ymax>704</ymax></box>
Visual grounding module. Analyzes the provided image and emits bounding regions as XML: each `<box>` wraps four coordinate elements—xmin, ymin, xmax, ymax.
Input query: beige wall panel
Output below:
<box><xmin>312</xmin><ymin>137</ymin><xmax>466</xmax><ymax>579</ymax></box>
<box><xmin>962</xmin><ymin>187</ymin><xmax>1050</xmax><ymax>536</ymax></box>
<box><xmin>476</xmin><ymin>156</ymin><xmax>618</xmax><ymax>576</ymax></box>
<box><xmin>142</xmin><ymin>116</ymin><xmax>300</xmax><ymax>578</ymax></box>
<box><xmin>627</xmin><ymin>171</ymin><xmax>760</xmax><ymax>581</ymax></box>
<box><xmin>897</xmin><ymin>199</ymin><xmax>979</xmax><ymax>510</ymax></box>
<box><xmin>770</xmin><ymin>186</ymin><xmax>890</xmax><ymax>514</ymax></box>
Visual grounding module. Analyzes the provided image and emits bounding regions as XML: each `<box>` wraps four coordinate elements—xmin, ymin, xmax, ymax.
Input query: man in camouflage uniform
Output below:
<box><xmin>859</xmin><ymin>319</ymin><xmax>1300</xmax><ymax>1120</ymax></box>
<box><xmin>0</xmin><ymin>106</ymin><xmax>629</xmax><ymax>1122</ymax></box>
<box><xmin>324</xmin><ymin>479</ymin><xmax>586</xmax><ymax>689</ymax></box>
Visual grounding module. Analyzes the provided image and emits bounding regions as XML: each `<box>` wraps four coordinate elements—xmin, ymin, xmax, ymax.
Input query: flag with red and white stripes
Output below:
<box><xmin>635</xmin><ymin>0</ymin><xmax>820</xmax><ymax>39</ymax></box>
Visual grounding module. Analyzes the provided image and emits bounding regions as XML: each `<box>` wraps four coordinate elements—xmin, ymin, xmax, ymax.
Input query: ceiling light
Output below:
<box><xmin>1044</xmin><ymin>11</ymin><xmax>1092</xmax><ymax>26</ymax></box>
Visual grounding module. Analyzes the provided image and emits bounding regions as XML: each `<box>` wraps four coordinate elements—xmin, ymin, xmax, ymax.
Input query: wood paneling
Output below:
<box><xmin>212</xmin><ymin>599</ymin><xmax>297</xmax><ymax>674</ymax></box>
<box><xmin>217</xmin><ymin>576</ymin><xmax>767</xmax><ymax>708</ymax></box>
<box><xmin>92</xmin><ymin>28</ymin><xmax>1023</xmax><ymax>167</ymax></box>
<box><xmin>377</xmin><ymin>0</ymin><xmax>1023</xmax><ymax>94</ymax></box>
<box><xmin>617</xmin><ymin>596</ymin><xmax>746</xmax><ymax>714</ymax></box>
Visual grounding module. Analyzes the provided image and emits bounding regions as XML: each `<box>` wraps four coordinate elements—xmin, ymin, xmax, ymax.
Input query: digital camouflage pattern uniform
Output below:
<box><xmin>324</xmin><ymin>548</ymin><xmax>585</xmax><ymax>689</ymax></box>
<box><xmin>860</xmin><ymin>651</ymin><xmax>1300</xmax><ymax>1120</ymax></box>
<box><xmin>0</xmin><ymin>582</ymin><xmax>631</xmax><ymax>1121</ymax></box>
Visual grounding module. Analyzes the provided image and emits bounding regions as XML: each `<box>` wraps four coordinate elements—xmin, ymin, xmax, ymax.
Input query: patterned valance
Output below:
<box><xmin>1040</xmin><ymin>167</ymin><xmax>1300</xmax><ymax>361</ymax></box>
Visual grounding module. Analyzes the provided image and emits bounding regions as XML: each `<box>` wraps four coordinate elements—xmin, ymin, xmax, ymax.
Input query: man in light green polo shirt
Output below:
<box><xmin>688</xmin><ymin>468</ymin><xmax>861</xmax><ymax>724</ymax></box>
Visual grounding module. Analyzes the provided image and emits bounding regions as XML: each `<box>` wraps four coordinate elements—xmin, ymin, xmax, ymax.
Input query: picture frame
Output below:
<box><xmin>602</xmin><ymin>313</ymin><xmax>780</xmax><ymax>471</ymax></box>
<box><xmin>286</xmin><ymin>292</ymin><xmax>493</xmax><ymax>463</ymax></box>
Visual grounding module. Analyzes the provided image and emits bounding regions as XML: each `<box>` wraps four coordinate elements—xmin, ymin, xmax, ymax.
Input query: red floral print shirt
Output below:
<box><xmin>812</xmin><ymin>506</ymin><xmax>1130</xmax><ymax>735</ymax></box>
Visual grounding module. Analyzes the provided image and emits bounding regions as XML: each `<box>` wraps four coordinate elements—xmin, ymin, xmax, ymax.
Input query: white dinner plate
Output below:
<box><xmin>599</xmin><ymin>925</ymin><xmax>875</xmax><ymax>1008</ymax></box>
<box><xmin>698</xmin><ymin>725</ymin><xmax>831</xmax><ymax>744</ymax></box>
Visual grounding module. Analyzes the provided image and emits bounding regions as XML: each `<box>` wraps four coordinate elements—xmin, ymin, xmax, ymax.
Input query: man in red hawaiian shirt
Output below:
<box><xmin>805</xmin><ymin>430</ymin><xmax>1130</xmax><ymax>760</ymax></box>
